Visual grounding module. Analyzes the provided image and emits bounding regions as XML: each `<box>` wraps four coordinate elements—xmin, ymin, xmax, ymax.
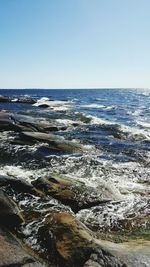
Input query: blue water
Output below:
<box><xmin>0</xmin><ymin>88</ymin><xmax>150</xmax><ymax>163</ymax></box>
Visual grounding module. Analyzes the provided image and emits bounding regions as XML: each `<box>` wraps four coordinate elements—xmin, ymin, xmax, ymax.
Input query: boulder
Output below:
<box><xmin>0</xmin><ymin>174</ymin><xmax>38</xmax><ymax>195</ymax></box>
<box><xmin>37</xmin><ymin>212</ymin><xmax>125</xmax><ymax>267</ymax></box>
<box><xmin>0</xmin><ymin>189</ymin><xmax>23</xmax><ymax>228</ymax></box>
<box><xmin>32</xmin><ymin>176</ymin><xmax>112</xmax><ymax>212</ymax></box>
<box><xmin>0</xmin><ymin>228</ymin><xmax>46</xmax><ymax>267</ymax></box>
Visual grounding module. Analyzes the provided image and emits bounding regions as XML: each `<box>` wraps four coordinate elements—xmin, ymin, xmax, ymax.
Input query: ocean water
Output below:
<box><xmin>0</xmin><ymin>88</ymin><xmax>150</xmax><ymax>233</ymax></box>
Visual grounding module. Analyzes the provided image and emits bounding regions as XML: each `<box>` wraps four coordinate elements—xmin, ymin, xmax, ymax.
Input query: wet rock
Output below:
<box><xmin>96</xmin><ymin>239</ymin><xmax>150</xmax><ymax>267</ymax></box>
<box><xmin>0</xmin><ymin>96</ymin><xmax>11</xmax><ymax>102</ymax></box>
<box><xmin>37</xmin><ymin>212</ymin><xmax>125</xmax><ymax>267</ymax></box>
<box><xmin>14</xmin><ymin>97</ymin><xmax>36</xmax><ymax>104</ymax></box>
<box><xmin>0</xmin><ymin>112</ymin><xmax>21</xmax><ymax>131</ymax></box>
<box><xmin>84</xmin><ymin>259</ymin><xmax>102</xmax><ymax>267</ymax></box>
<box><xmin>12</xmin><ymin>114</ymin><xmax>66</xmax><ymax>132</ymax></box>
<box><xmin>20</xmin><ymin>132</ymin><xmax>83</xmax><ymax>153</ymax></box>
<box><xmin>32</xmin><ymin>176</ymin><xmax>112</xmax><ymax>212</ymax></box>
<box><xmin>0</xmin><ymin>189</ymin><xmax>23</xmax><ymax>228</ymax></box>
<box><xmin>0</xmin><ymin>228</ymin><xmax>45</xmax><ymax>267</ymax></box>
<box><xmin>0</xmin><ymin>174</ymin><xmax>38</xmax><ymax>195</ymax></box>
<box><xmin>0</xmin><ymin>112</ymin><xmax>67</xmax><ymax>134</ymax></box>
<box><xmin>0</xmin><ymin>95</ymin><xmax>36</xmax><ymax>104</ymax></box>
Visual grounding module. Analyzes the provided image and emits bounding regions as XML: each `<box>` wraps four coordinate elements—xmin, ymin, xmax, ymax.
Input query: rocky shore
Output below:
<box><xmin>0</xmin><ymin>95</ymin><xmax>150</xmax><ymax>267</ymax></box>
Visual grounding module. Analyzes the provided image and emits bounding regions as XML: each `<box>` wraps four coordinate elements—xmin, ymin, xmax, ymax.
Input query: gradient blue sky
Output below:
<box><xmin>0</xmin><ymin>0</ymin><xmax>150</xmax><ymax>89</ymax></box>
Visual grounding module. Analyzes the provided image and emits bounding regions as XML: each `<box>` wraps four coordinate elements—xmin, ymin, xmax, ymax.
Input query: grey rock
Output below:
<box><xmin>0</xmin><ymin>228</ymin><xmax>45</xmax><ymax>267</ymax></box>
<box><xmin>0</xmin><ymin>189</ymin><xmax>23</xmax><ymax>228</ymax></box>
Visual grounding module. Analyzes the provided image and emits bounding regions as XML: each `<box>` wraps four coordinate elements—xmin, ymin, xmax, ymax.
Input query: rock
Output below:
<box><xmin>0</xmin><ymin>96</ymin><xmax>11</xmax><ymax>102</ymax></box>
<box><xmin>84</xmin><ymin>259</ymin><xmax>102</xmax><ymax>267</ymax></box>
<box><xmin>0</xmin><ymin>189</ymin><xmax>23</xmax><ymax>228</ymax></box>
<box><xmin>13</xmin><ymin>114</ymin><xmax>65</xmax><ymax>132</ymax></box>
<box><xmin>0</xmin><ymin>112</ymin><xmax>21</xmax><ymax>131</ymax></box>
<box><xmin>0</xmin><ymin>228</ymin><xmax>45</xmax><ymax>267</ymax></box>
<box><xmin>0</xmin><ymin>174</ymin><xmax>38</xmax><ymax>195</ymax></box>
<box><xmin>0</xmin><ymin>95</ymin><xmax>36</xmax><ymax>104</ymax></box>
<box><xmin>0</xmin><ymin>112</ymin><xmax>67</xmax><ymax>133</ymax></box>
<box><xmin>32</xmin><ymin>176</ymin><xmax>112</xmax><ymax>212</ymax></box>
<box><xmin>37</xmin><ymin>212</ymin><xmax>125</xmax><ymax>267</ymax></box>
<box><xmin>14</xmin><ymin>97</ymin><xmax>36</xmax><ymax>104</ymax></box>
<box><xmin>95</xmin><ymin>239</ymin><xmax>150</xmax><ymax>267</ymax></box>
<box><xmin>20</xmin><ymin>132</ymin><xmax>83</xmax><ymax>153</ymax></box>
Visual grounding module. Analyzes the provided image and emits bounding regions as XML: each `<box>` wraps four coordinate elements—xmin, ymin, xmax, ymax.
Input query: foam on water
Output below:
<box><xmin>33</xmin><ymin>98</ymin><xmax>73</xmax><ymax>111</ymax></box>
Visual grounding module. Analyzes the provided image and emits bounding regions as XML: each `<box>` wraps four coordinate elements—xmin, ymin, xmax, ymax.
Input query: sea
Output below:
<box><xmin>0</xmin><ymin>88</ymin><xmax>150</xmax><ymax>234</ymax></box>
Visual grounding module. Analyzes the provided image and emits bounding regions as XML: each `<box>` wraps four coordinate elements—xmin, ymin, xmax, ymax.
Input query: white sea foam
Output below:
<box><xmin>120</xmin><ymin>124</ymin><xmax>150</xmax><ymax>140</ymax></box>
<box><xmin>87</xmin><ymin>114</ymin><xmax>150</xmax><ymax>140</ymax></box>
<box><xmin>105</xmin><ymin>105</ymin><xmax>116</xmax><ymax>110</ymax></box>
<box><xmin>33</xmin><ymin>98</ymin><xmax>73</xmax><ymax>111</ymax></box>
<box><xmin>0</xmin><ymin>166</ymin><xmax>35</xmax><ymax>182</ymax></box>
<box><xmin>137</xmin><ymin>120</ymin><xmax>150</xmax><ymax>129</ymax></box>
<box><xmin>88</xmin><ymin>115</ymin><xmax>114</xmax><ymax>125</ymax></box>
<box><xmin>81</xmin><ymin>104</ymin><xmax>106</xmax><ymax>109</ymax></box>
<box><xmin>11</xmin><ymin>98</ymin><xmax>18</xmax><ymax>102</ymax></box>
<box><xmin>55</xmin><ymin>118</ymin><xmax>84</xmax><ymax>126</ymax></box>
<box><xmin>95</xmin><ymin>98</ymin><xmax>106</xmax><ymax>101</ymax></box>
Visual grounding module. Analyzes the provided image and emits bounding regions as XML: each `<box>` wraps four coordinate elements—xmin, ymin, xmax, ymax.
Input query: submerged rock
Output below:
<box><xmin>0</xmin><ymin>189</ymin><xmax>23</xmax><ymax>228</ymax></box>
<box><xmin>20</xmin><ymin>132</ymin><xmax>84</xmax><ymax>153</ymax></box>
<box><xmin>0</xmin><ymin>228</ymin><xmax>45</xmax><ymax>267</ymax></box>
<box><xmin>32</xmin><ymin>176</ymin><xmax>112</xmax><ymax>212</ymax></box>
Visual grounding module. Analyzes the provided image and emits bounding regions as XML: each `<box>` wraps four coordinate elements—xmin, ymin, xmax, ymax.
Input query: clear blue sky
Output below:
<box><xmin>0</xmin><ymin>0</ymin><xmax>150</xmax><ymax>89</ymax></box>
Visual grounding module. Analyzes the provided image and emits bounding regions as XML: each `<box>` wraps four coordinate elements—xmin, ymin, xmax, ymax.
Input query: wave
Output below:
<box><xmin>137</xmin><ymin>120</ymin><xmax>150</xmax><ymax>129</ymax></box>
<box><xmin>81</xmin><ymin>104</ymin><xmax>116</xmax><ymax>110</ymax></box>
<box><xmin>81</xmin><ymin>104</ymin><xmax>105</xmax><ymax>109</ymax></box>
<box><xmin>33</xmin><ymin>97</ymin><xmax>73</xmax><ymax>111</ymax></box>
<box><xmin>86</xmin><ymin>115</ymin><xmax>150</xmax><ymax>141</ymax></box>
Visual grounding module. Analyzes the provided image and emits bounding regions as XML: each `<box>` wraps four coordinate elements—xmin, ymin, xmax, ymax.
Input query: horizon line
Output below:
<box><xmin>0</xmin><ymin>87</ymin><xmax>150</xmax><ymax>90</ymax></box>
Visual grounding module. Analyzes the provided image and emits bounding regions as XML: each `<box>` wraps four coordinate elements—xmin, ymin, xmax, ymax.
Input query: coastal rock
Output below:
<box><xmin>37</xmin><ymin>212</ymin><xmax>125</xmax><ymax>267</ymax></box>
<box><xmin>13</xmin><ymin>96</ymin><xmax>36</xmax><ymax>104</ymax></box>
<box><xmin>0</xmin><ymin>95</ymin><xmax>36</xmax><ymax>104</ymax></box>
<box><xmin>0</xmin><ymin>96</ymin><xmax>11</xmax><ymax>102</ymax></box>
<box><xmin>32</xmin><ymin>176</ymin><xmax>112</xmax><ymax>212</ymax></box>
<box><xmin>0</xmin><ymin>189</ymin><xmax>23</xmax><ymax>228</ymax></box>
<box><xmin>0</xmin><ymin>228</ymin><xmax>45</xmax><ymax>267</ymax></box>
<box><xmin>13</xmin><ymin>114</ymin><xmax>67</xmax><ymax>132</ymax></box>
<box><xmin>0</xmin><ymin>112</ymin><xmax>21</xmax><ymax>131</ymax></box>
<box><xmin>84</xmin><ymin>260</ymin><xmax>102</xmax><ymax>267</ymax></box>
<box><xmin>0</xmin><ymin>174</ymin><xmax>39</xmax><ymax>195</ymax></box>
<box><xmin>95</xmin><ymin>239</ymin><xmax>150</xmax><ymax>267</ymax></box>
<box><xmin>0</xmin><ymin>112</ymin><xmax>67</xmax><ymax>133</ymax></box>
<box><xmin>20</xmin><ymin>132</ymin><xmax>83</xmax><ymax>153</ymax></box>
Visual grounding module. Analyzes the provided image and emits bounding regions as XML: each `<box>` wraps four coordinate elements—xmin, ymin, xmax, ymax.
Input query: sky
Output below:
<box><xmin>0</xmin><ymin>0</ymin><xmax>150</xmax><ymax>89</ymax></box>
